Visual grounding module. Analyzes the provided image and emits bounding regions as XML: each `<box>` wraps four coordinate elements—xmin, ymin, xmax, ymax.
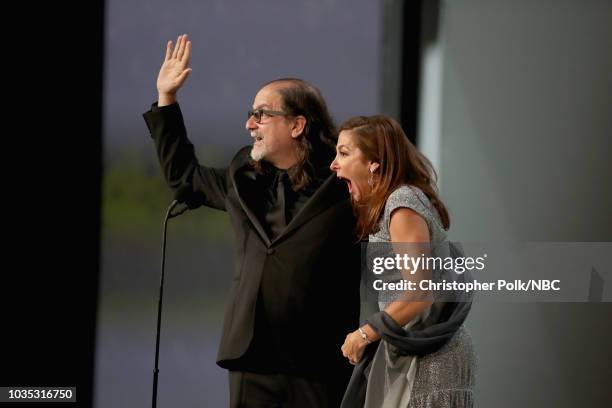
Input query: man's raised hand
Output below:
<box><xmin>156</xmin><ymin>34</ymin><xmax>192</xmax><ymax>106</ymax></box>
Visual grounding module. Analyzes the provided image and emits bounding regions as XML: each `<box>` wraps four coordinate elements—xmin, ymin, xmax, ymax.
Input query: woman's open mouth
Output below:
<box><xmin>339</xmin><ymin>177</ymin><xmax>353</xmax><ymax>193</ymax></box>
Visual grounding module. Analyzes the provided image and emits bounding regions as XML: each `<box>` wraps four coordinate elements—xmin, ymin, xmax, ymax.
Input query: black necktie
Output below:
<box><xmin>266</xmin><ymin>170</ymin><xmax>287</xmax><ymax>239</ymax></box>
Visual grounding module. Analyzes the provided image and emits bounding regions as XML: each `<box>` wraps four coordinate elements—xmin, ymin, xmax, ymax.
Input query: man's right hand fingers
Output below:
<box><xmin>178</xmin><ymin>68</ymin><xmax>192</xmax><ymax>84</ymax></box>
<box><xmin>164</xmin><ymin>40</ymin><xmax>172</xmax><ymax>61</ymax></box>
<box><xmin>165</xmin><ymin>34</ymin><xmax>190</xmax><ymax>63</ymax></box>
<box><xmin>182</xmin><ymin>40</ymin><xmax>191</xmax><ymax>65</ymax></box>
<box><xmin>171</xmin><ymin>34</ymin><xmax>182</xmax><ymax>59</ymax></box>
<box><xmin>177</xmin><ymin>34</ymin><xmax>188</xmax><ymax>60</ymax></box>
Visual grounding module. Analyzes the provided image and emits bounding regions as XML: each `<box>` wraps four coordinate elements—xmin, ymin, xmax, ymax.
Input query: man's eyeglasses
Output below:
<box><xmin>247</xmin><ymin>108</ymin><xmax>289</xmax><ymax>124</ymax></box>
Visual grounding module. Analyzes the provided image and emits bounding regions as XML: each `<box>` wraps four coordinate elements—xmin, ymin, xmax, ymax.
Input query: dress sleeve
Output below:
<box><xmin>383</xmin><ymin>186</ymin><xmax>433</xmax><ymax>233</ymax></box>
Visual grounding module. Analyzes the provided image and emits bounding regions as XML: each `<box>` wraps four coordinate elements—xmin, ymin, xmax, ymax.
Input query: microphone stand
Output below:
<box><xmin>152</xmin><ymin>199</ymin><xmax>188</xmax><ymax>408</ymax></box>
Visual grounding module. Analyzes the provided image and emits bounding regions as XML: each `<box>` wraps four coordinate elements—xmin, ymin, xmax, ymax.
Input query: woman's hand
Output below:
<box><xmin>157</xmin><ymin>34</ymin><xmax>193</xmax><ymax>106</ymax></box>
<box><xmin>341</xmin><ymin>329</ymin><xmax>368</xmax><ymax>365</ymax></box>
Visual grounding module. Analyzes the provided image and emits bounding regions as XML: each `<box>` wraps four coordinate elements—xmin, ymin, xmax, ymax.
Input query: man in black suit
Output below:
<box><xmin>143</xmin><ymin>34</ymin><xmax>361</xmax><ymax>407</ymax></box>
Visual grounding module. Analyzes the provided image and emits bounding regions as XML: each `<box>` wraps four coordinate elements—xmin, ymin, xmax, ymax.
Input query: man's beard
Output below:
<box><xmin>250</xmin><ymin>142</ymin><xmax>266</xmax><ymax>162</ymax></box>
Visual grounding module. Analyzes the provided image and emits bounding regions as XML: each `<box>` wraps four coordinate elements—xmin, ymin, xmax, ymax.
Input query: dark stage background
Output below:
<box><xmin>3</xmin><ymin>1</ymin><xmax>611</xmax><ymax>408</ymax></box>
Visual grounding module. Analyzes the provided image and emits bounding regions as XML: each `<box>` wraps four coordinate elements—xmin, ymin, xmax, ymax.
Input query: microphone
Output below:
<box><xmin>152</xmin><ymin>184</ymin><xmax>198</xmax><ymax>408</ymax></box>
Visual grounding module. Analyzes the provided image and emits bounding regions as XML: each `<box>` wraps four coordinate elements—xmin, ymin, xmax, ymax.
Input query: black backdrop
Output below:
<box><xmin>2</xmin><ymin>2</ymin><xmax>104</xmax><ymax>407</ymax></box>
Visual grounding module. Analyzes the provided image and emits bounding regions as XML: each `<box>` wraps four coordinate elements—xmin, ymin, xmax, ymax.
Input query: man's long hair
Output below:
<box><xmin>251</xmin><ymin>78</ymin><xmax>337</xmax><ymax>191</ymax></box>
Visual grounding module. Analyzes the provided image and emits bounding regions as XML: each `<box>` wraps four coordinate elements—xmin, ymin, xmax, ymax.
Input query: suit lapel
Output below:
<box><xmin>231</xmin><ymin>163</ymin><xmax>273</xmax><ymax>247</ymax></box>
<box><xmin>271</xmin><ymin>173</ymin><xmax>348</xmax><ymax>244</ymax></box>
<box><xmin>230</xmin><ymin>150</ymin><xmax>349</xmax><ymax>247</ymax></box>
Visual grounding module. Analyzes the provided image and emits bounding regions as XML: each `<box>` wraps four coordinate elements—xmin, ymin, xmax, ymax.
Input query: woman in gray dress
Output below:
<box><xmin>330</xmin><ymin>115</ymin><xmax>476</xmax><ymax>407</ymax></box>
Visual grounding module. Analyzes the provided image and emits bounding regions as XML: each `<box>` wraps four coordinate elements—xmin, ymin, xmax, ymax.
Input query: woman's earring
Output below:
<box><xmin>368</xmin><ymin>169</ymin><xmax>374</xmax><ymax>187</ymax></box>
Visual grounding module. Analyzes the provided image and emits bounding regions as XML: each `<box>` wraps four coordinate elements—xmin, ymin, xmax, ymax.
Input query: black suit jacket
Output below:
<box><xmin>143</xmin><ymin>103</ymin><xmax>361</xmax><ymax>374</ymax></box>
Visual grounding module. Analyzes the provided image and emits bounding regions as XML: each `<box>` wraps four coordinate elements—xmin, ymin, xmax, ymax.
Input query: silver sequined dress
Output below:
<box><xmin>364</xmin><ymin>185</ymin><xmax>476</xmax><ymax>408</ymax></box>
